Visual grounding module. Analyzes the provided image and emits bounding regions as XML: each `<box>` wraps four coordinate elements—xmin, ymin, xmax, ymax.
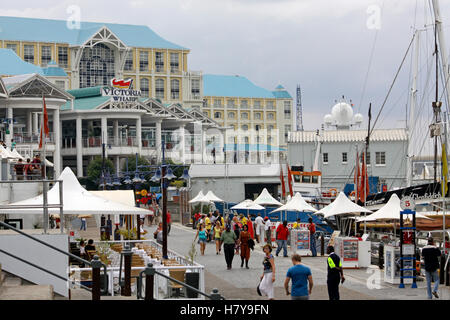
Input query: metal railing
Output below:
<box><xmin>13</xmin><ymin>132</ymin><xmax>54</xmax><ymax>144</ymax></box>
<box><xmin>0</xmin><ymin>220</ymin><xmax>108</xmax><ymax>300</ymax></box>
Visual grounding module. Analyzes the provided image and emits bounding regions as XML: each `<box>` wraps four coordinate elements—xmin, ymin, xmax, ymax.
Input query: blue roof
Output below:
<box><xmin>0</xmin><ymin>16</ymin><xmax>187</xmax><ymax>50</ymax></box>
<box><xmin>0</xmin><ymin>49</ymin><xmax>43</xmax><ymax>75</ymax></box>
<box><xmin>272</xmin><ymin>90</ymin><xmax>292</xmax><ymax>99</ymax></box>
<box><xmin>42</xmin><ymin>66</ymin><xmax>67</xmax><ymax>77</ymax></box>
<box><xmin>203</xmin><ymin>74</ymin><xmax>275</xmax><ymax>99</ymax></box>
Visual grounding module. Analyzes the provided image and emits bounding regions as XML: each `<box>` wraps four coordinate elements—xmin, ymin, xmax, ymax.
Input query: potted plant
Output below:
<box><xmin>185</xmin><ymin>237</ymin><xmax>200</xmax><ymax>298</ymax></box>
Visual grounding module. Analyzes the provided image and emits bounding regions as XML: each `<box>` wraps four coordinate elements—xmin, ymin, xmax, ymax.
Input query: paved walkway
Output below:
<box><xmin>144</xmin><ymin>223</ymin><xmax>450</xmax><ymax>300</ymax></box>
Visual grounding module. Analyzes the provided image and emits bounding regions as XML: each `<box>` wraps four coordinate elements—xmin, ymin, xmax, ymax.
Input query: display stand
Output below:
<box><xmin>334</xmin><ymin>237</ymin><xmax>359</xmax><ymax>268</ymax></box>
<box><xmin>290</xmin><ymin>229</ymin><xmax>311</xmax><ymax>256</ymax></box>
<box><xmin>399</xmin><ymin>209</ymin><xmax>417</xmax><ymax>288</ymax></box>
<box><xmin>384</xmin><ymin>245</ymin><xmax>412</xmax><ymax>285</ymax></box>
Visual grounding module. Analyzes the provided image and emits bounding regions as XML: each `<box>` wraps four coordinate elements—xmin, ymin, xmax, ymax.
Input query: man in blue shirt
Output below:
<box><xmin>284</xmin><ymin>254</ymin><xmax>313</xmax><ymax>300</ymax></box>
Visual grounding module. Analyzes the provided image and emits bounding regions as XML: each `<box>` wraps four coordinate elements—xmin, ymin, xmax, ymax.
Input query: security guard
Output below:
<box><xmin>326</xmin><ymin>245</ymin><xmax>345</xmax><ymax>300</ymax></box>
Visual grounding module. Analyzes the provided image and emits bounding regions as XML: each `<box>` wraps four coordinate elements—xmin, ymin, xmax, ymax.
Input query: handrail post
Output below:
<box><xmin>144</xmin><ymin>263</ymin><xmax>155</xmax><ymax>300</ymax></box>
<box><xmin>91</xmin><ymin>255</ymin><xmax>102</xmax><ymax>300</ymax></box>
<box><xmin>210</xmin><ymin>288</ymin><xmax>223</xmax><ymax>300</ymax></box>
<box><xmin>320</xmin><ymin>233</ymin><xmax>325</xmax><ymax>256</ymax></box>
<box><xmin>121</xmin><ymin>246</ymin><xmax>132</xmax><ymax>296</ymax></box>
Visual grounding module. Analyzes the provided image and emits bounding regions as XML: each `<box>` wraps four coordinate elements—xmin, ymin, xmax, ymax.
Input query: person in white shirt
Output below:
<box><xmin>264</xmin><ymin>217</ymin><xmax>272</xmax><ymax>246</ymax></box>
<box><xmin>255</xmin><ymin>214</ymin><xmax>265</xmax><ymax>243</ymax></box>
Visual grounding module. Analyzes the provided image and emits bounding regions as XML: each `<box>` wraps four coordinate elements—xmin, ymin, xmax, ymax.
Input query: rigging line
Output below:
<box><xmin>370</xmin><ymin>34</ymin><xmax>416</xmax><ymax>136</ymax></box>
<box><xmin>358</xmin><ymin>26</ymin><xmax>379</xmax><ymax>114</ymax></box>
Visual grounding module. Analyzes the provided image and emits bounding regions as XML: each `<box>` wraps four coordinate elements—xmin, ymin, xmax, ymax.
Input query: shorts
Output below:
<box><xmin>198</xmin><ymin>239</ymin><xmax>206</xmax><ymax>244</ymax></box>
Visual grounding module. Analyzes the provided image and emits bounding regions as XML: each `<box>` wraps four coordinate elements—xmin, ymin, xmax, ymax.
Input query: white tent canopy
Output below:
<box><xmin>11</xmin><ymin>149</ymin><xmax>23</xmax><ymax>160</ymax></box>
<box><xmin>254</xmin><ymin>188</ymin><xmax>282</xmax><ymax>206</ymax></box>
<box><xmin>231</xmin><ymin>199</ymin><xmax>265</xmax><ymax>211</ymax></box>
<box><xmin>272</xmin><ymin>192</ymin><xmax>318</xmax><ymax>213</ymax></box>
<box><xmin>0</xmin><ymin>145</ymin><xmax>15</xmax><ymax>159</ymax></box>
<box><xmin>189</xmin><ymin>190</ymin><xmax>211</xmax><ymax>204</ymax></box>
<box><xmin>357</xmin><ymin>194</ymin><xmax>431</xmax><ymax>222</ymax></box>
<box><xmin>1</xmin><ymin>167</ymin><xmax>149</xmax><ymax>215</ymax></box>
<box><xmin>204</xmin><ymin>191</ymin><xmax>223</xmax><ymax>203</ymax></box>
<box><xmin>316</xmin><ymin>192</ymin><xmax>372</xmax><ymax>218</ymax></box>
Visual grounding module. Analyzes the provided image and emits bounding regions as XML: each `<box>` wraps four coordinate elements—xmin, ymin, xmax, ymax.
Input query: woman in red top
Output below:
<box><xmin>239</xmin><ymin>224</ymin><xmax>251</xmax><ymax>269</ymax></box>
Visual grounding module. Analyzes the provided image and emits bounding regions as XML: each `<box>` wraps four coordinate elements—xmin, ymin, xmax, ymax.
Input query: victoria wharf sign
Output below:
<box><xmin>102</xmin><ymin>78</ymin><xmax>141</xmax><ymax>102</ymax></box>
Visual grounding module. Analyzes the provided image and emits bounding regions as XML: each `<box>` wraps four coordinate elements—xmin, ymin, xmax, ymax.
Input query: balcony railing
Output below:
<box><xmin>13</xmin><ymin>132</ymin><xmax>54</xmax><ymax>144</ymax></box>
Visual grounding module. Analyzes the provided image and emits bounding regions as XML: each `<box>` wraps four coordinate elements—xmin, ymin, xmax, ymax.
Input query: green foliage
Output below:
<box><xmin>86</xmin><ymin>156</ymin><xmax>115</xmax><ymax>186</ymax></box>
<box><xmin>123</xmin><ymin>155</ymin><xmax>150</xmax><ymax>173</ymax></box>
<box><xmin>192</xmin><ymin>203</ymin><xmax>210</xmax><ymax>215</ymax></box>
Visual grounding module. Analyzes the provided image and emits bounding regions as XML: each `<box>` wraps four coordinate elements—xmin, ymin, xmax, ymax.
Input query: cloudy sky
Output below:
<box><xmin>1</xmin><ymin>0</ymin><xmax>449</xmax><ymax>136</ymax></box>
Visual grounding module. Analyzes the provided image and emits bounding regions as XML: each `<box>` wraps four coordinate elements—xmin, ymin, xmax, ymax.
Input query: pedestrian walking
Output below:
<box><xmin>259</xmin><ymin>244</ymin><xmax>275</xmax><ymax>300</ymax></box>
<box><xmin>214</xmin><ymin>221</ymin><xmax>223</xmax><ymax>255</ymax></box>
<box><xmin>284</xmin><ymin>254</ymin><xmax>313</xmax><ymax>300</ymax></box>
<box><xmin>205</xmin><ymin>213</ymin><xmax>212</xmax><ymax>242</ymax></box>
<box><xmin>421</xmin><ymin>238</ymin><xmax>441</xmax><ymax>299</ymax></box>
<box><xmin>153</xmin><ymin>222</ymin><xmax>163</xmax><ymax>245</ymax></box>
<box><xmin>308</xmin><ymin>218</ymin><xmax>317</xmax><ymax>257</ymax></box>
<box><xmin>247</xmin><ymin>215</ymin><xmax>255</xmax><ymax>239</ymax></box>
<box><xmin>276</xmin><ymin>221</ymin><xmax>289</xmax><ymax>257</ymax></box>
<box><xmin>167</xmin><ymin>210</ymin><xmax>172</xmax><ymax>235</ymax></box>
<box><xmin>80</xmin><ymin>217</ymin><xmax>87</xmax><ymax>231</ymax></box>
<box><xmin>239</xmin><ymin>224</ymin><xmax>252</xmax><ymax>269</ymax></box>
<box><xmin>195</xmin><ymin>223</ymin><xmax>207</xmax><ymax>255</ymax></box>
<box><xmin>221</xmin><ymin>224</ymin><xmax>237</xmax><ymax>270</ymax></box>
<box><xmin>255</xmin><ymin>213</ymin><xmax>264</xmax><ymax>243</ymax></box>
<box><xmin>264</xmin><ymin>217</ymin><xmax>272</xmax><ymax>245</ymax></box>
<box><xmin>326</xmin><ymin>245</ymin><xmax>345</xmax><ymax>300</ymax></box>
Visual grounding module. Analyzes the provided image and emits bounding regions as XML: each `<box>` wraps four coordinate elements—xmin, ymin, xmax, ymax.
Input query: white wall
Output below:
<box><xmin>0</xmin><ymin>231</ymin><xmax>69</xmax><ymax>297</ymax></box>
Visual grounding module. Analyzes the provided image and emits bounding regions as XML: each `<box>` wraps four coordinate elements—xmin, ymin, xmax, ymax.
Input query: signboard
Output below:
<box><xmin>402</xmin><ymin>244</ymin><xmax>415</xmax><ymax>255</ymax></box>
<box><xmin>102</xmin><ymin>78</ymin><xmax>141</xmax><ymax>102</ymax></box>
<box><xmin>400</xmin><ymin>196</ymin><xmax>416</xmax><ymax>210</ymax></box>
<box><xmin>328</xmin><ymin>231</ymin><xmax>341</xmax><ymax>247</ymax></box>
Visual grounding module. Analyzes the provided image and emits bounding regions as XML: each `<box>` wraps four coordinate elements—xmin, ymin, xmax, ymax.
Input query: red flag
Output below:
<box><xmin>39</xmin><ymin>96</ymin><xmax>50</xmax><ymax>149</ymax></box>
<box><xmin>359</xmin><ymin>152</ymin><xmax>370</xmax><ymax>202</ymax></box>
<box><xmin>287</xmin><ymin>164</ymin><xmax>294</xmax><ymax>197</ymax></box>
<box><xmin>280</xmin><ymin>166</ymin><xmax>286</xmax><ymax>199</ymax></box>
<box><xmin>354</xmin><ymin>151</ymin><xmax>360</xmax><ymax>198</ymax></box>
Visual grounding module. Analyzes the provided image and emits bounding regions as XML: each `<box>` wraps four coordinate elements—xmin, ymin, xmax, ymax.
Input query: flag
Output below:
<box><xmin>359</xmin><ymin>152</ymin><xmax>370</xmax><ymax>203</ymax></box>
<box><xmin>39</xmin><ymin>96</ymin><xmax>49</xmax><ymax>149</ymax></box>
<box><xmin>354</xmin><ymin>151</ymin><xmax>360</xmax><ymax>197</ymax></box>
<box><xmin>442</xmin><ymin>143</ymin><xmax>448</xmax><ymax>196</ymax></box>
<box><xmin>280</xmin><ymin>165</ymin><xmax>286</xmax><ymax>199</ymax></box>
<box><xmin>368</xmin><ymin>104</ymin><xmax>372</xmax><ymax>121</ymax></box>
<box><xmin>286</xmin><ymin>164</ymin><xmax>294</xmax><ymax>197</ymax></box>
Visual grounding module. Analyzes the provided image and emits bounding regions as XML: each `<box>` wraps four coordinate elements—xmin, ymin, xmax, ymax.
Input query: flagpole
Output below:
<box><xmin>41</xmin><ymin>95</ymin><xmax>48</xmax><ymax>233</ymax></box>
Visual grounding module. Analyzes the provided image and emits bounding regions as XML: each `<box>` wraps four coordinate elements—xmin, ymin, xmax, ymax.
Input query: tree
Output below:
<box><xmin>86</xmin><ymin>156</ymin><xmax>115</xmax><ymax>186</ymax></box>
<box><xmin>122</xmin><ymin>155</ymin><xmax>150</xmax><ymax>173</ymax></box>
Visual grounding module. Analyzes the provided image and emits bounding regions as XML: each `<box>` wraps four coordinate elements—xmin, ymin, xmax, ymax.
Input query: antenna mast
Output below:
<box><xmin>296</xmin><ymin>84</ymin><xmax>303</xmax><ymax>131</ymax></box>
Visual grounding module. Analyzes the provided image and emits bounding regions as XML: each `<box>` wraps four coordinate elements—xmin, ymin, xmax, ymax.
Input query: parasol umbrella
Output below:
<box><xmin>254</xmin><ymin>188</ymin><xmax>282</xmax><ymax>219</ymax></box>
<box><xmin>272</xmin><ymin>192</ymin><xmax>318</xmax><ymax>222</ymax></box>
<box><xmin>231</xmin><ymin>199</ymin><xmax>265</xmax><ymax>219</ymax></box>
<box><xmin>189</xmin><ymin>190</ymin><xmax>211</xmax><ymax>216</ymax></box>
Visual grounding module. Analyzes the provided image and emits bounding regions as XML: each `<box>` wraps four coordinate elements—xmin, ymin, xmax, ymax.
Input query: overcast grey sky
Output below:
<box><xmin>1</xmin><ymin>0</ymin><xmax>450</xmax><ymax>133</ymax></box>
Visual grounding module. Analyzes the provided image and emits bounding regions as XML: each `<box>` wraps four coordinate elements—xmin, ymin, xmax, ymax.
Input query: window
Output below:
<box><xmin>155</xmin><ymin>79</ymin><xmax>165</xmax><ymax>99</ymax></box>
<box><xmin>312</xmin><ymin>176</ymin><xmax>319</xmax><ymax>184</ymax></box>
<box><xmin>366</xmin><ymin>152</ymin><xmax>371</xmax><ymax>165</ymax></box>
<box><xmin>227</xmin><ymin>99</ymin><xmax>235</xmax><ymax>107</ymax></box>
<box><xmin>55</xmin><ymin>81</ymin><xmax>65</xmax><ymax>90</ymax></box>
<box><xmin>254</xmin><ymin>100</ymin><xmax>261</xmax><ymax>109</ymax></box>
<box><xmin>155</xmin><ymin>52</ymin><xmax>164</xmax><ymax>72</ymax></box>
<box><xmin>41</xmin><ymin>46</ymin><xmax>51</xmax><ymax>66</ymax></box>
<box><xmin>284</xmin><ymin>101</ymin><xmax>291</xmax><ymax>119</ymax></box>
<box><xmin>268</xmin><ymin>125</ymin><xmax>274</xmax><ymax>131</ymax></box>
<box><xmin>241</xmin><ymin>112</ymin><xmax>248</xmax><ymax>120</ymax></box>
<box><xmin>214</xmin><ymin>112</ymin><xmax>222</xmax><ymax>119</ymax></box>
<box><xmin>139</xmin><ymin>51</ymin><xmax>149</xmax><ymax>72</ymax></box>
<box><xmin>140</xmin><ymin>78</ymin><xmax>149</xmax><ymax>97</ymax></box>
<box><xmin>170</xmin><ymin>79</ymin><xmax>180</xmax><ymax>99</ymax></box>
<box><xmin>228</xmin><ymin>112</ymin><xmax>235</xmax><ymax>119</ymax></box>
<box><xmin>375</xmin><ymin>152</ymin><xmax>386</xmax><ymax>165</ymax></box>
<box><xmin>79</xmin><ymin>43</ymin><xmax>114</xmax><ymax>88</ymax></box>
<box><xmin>191</xmin><ymin>79</ymin><xmax>200</xmax><ymax>98</ymax></box>
<box><xmin>6</xmin><ymin>44</ymin><xmax>18</xmax><ymax>55</ymax></box>
<box><xmin>267</xmin><ymin>113</ymin><xmax>274</xmax><ymax>120</ymax></box>
<box><xmin>342</xmin><ymin>152</ymin><xmax>348</xmax><ymax>163</ymax></box>
<box><xmin>266</xmin><ymin>101</ymin><xmax>275</xmax><ymax>109</ymax></box>
<box><xmin>241</xmin><ymin>99</ymin><xmax>248</xmax><ymax>108</ymax></box>
<box><xmin>214</xmin><ymin>99</ymin><xmax>222</xmax><ymax>108</ymax></box>
<box><xmin>242</xmin><ymin>125</ymin><xmax>248</xmax><ymax>131</ymax></box>
<box><xmin>170</xmin><ymin>52</ymin><xmax>179</xmax><ymax>73</ymax></box>
<box><xmin>244</xmin><ymin>136</ymin><xmax>249</xmax><ymax>143</ymax></box>
<box><xmin>284</xmin><ymin>125</ymin><xmax>291</xmax><ymax>142</ymax></box>
<box><xmin>24</xmin><ymin>45</ymin><xmax>34</xmax><ymax>63</ymax></box>
<box><xmin>323</xmin><ymin>153</ymin><xmax>329</xmax><ymax>163</ymax></box>
<box><xmin>124</xmin><ymin>51</ymin><xmax>133</xmax><ymax>71</ymax></box>
<box><xmin>255</xmin><ymin>125</ymin><xmax>261</xmax><ymax>131</ymax></box>
<box><xmin>255</xmin><ymin>112</ymin><xmax>262</xmax><ymax>120</ymax></box>
<box><xmin>58</xmin><ymin>47</ymin><xmax>68</xmax><ymax>68</ymax></box>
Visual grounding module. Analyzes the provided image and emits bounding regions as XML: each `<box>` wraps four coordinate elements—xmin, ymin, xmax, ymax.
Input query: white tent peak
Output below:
<box><xmin>272</xmin><ymin>192</ymin><xmax>318</xmax><ymax>213</ymax></box>
<box><xmin>254</xmin><ymin>188</ymin><xmax>282</xmax><ymax>206</ymax></box>
<box><xmin>316</xmin><ymin>192</ymin><xmax>372</xmax><ymax>218</ymax></box>
<box><xmin>204</xmin><ymin>191</ymin><xmax>223</xmax><ymax>202</ymax></box>
<box><xmin>189</xmin><ymin>190</ymin><xmax>210</xmax><ymax>204</ymax></box>
<box><xmin>358</xmin><ymin>194</ymin><xmax>430</xmax><ymax>222</ymax></box>
<box><xmin>231</xmin><ymin>199</ymin><xmax>265</xmax><ymax>211</ymax></box>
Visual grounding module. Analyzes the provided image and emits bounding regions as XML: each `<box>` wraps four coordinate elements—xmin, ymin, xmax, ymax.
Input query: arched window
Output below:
<box><xmin>79</xmin><ymin>43</ymin><xmax>115</xmax><ymax>88</ymax></box>
<box><xmin>255</xmin><ymin>112</ymin><xmax>261</xmax><ymax>120</ymax></box>
<box><xmin>214</xmin><ymin>112</ymin><xmax>222</xmax><ymax>119</ymax></box>
<box><xmin>155</xmin><ymin>79</ymin><xmax>165</xmax><ymax>100</ymax></box>
<box><xmin>268</xmin><ymin>113</ymin><xmax>274</xmax><ymax>120</ymax></box>
<box><xmin>140</xmin><ymin>78</ymin><xmax>149</xmax><ymax>97</ymax></box>
<box><xmin>241</xmin><ymin>112</ymin><xmax>248</xmax><ymax>120</ymax></box>
<box><xmin>228</xmin><ymin>112</ymin><xmax>235</xmax><ymax>119</ymax></box>
<box><xmin>242</xmin><ymin>124</ymin><xmax>248</xmax><ymax>131</ymax></box>
<box><xmin>171</xmin><ymin>79</ymin><xmax>180</xmax><ymax>100</ymax></box>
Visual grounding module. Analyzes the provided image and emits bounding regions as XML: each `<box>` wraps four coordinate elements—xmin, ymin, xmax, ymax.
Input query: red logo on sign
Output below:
<box><xmin>111</xmin><ymin>78</ymin><xmax>133</xmax><ymax>89</ymax></box>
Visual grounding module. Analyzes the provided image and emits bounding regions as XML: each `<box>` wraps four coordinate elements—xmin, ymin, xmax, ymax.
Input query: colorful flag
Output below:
<box><xmin>280</xmin><ymin>165</ymin><xmax>286</xmax><ymax>199</ymax></box>
<box><xmin>39</xmin><ymin>96</ymin><xmax>49</xmax><ymax>149</ymax></box>
<box><xmin>442</xmin><ymin>143</ymin><xmax>448</xmax><ymax>196</ymax></box>
<box><xmin>354</xmin><ymin>151</ymin><xmax>360</xmax><ymax>197</ymax></box>
<box><xmin>287</xmin><ymin>164</ymin><xmax>294</xmax><ymax>197</ymax></box>
<box><xmin>359</xmin><ymin>152</ymin><xmax>370</xmax><ymax>203</ymax></box>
